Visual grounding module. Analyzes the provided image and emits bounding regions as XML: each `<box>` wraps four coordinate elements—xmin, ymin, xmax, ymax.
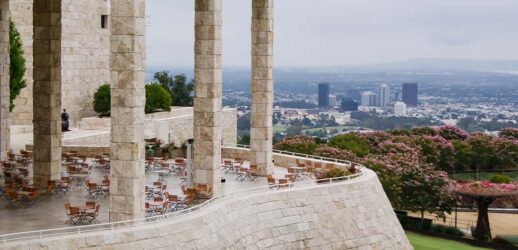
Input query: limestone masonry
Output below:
<box><xmin>0</xmin><ymin>169</ymin><xmax>411</xmax><ymax>250</ymax></box>
<box><xmin>10</xmin><ymin>0</ymin><xmax>111</xmax><ymax>125</ymax></box>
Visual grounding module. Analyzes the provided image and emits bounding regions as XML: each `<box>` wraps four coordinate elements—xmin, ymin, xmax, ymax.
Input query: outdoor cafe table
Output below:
<box><xmin>70</xmin><ymin>174</ymin><xmax>89</xmax><ymax>189</ymax></box>
<box><xmin>290</xmin><ymin>167</ymin><xmax>307</xmax><ymax>181</ymax></box>
<box><xmin>152</xmin><ymin>170</ymin><xmax>169</xmax><ymax>183</ymax></box>
<box><xmin>74</xmin><ymin>205</ymin><xmax>95</xmax><ymax>225</ymax></box>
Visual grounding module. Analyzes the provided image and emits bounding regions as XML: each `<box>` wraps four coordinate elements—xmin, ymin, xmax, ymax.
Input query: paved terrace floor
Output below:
<box><xmin>0</xmin><ymin>159</ymin><xmax>289</xmax><ymax>235</ymax></box>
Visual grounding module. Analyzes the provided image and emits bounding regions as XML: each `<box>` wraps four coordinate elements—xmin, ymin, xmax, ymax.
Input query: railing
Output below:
<box><xmin>230</xmin><ymin>144</ymin><xmax>359</xmax><ymax>166</ymax></box>
<box><xmin>0</xmin><ymin>169</ymin><xmax>364</xmax><ymax>244</ymax></box>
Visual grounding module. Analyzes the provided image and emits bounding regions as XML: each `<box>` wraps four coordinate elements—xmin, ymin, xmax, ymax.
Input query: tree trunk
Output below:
<box><xmin>473</xmin><ymin>197</ymin><xmax>494</xmax><ymax>241</ymax></box>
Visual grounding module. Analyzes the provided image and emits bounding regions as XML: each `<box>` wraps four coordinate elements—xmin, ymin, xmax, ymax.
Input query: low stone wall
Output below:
<box><xmin>0</xmin><ymin>169</ymin><xmax>411</xmax><ymax>249</ymax></box>
<box><xmin>26</xmin><ymin>145</ymin><xmax>110</xmax><ymax>156</ymax></box>
<box><xmin>222</xmin><ymin>147</ymin><xmax>350</xmax><ymax>169</ymax></box>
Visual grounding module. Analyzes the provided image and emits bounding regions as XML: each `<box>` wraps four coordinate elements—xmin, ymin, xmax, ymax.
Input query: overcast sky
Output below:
<box><xmin>146</xmin><ymin>0</ymin><xmax>518</xmax><ymax>68</ymax></box>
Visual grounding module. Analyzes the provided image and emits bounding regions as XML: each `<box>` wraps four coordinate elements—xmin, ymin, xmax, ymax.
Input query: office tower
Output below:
<box><xmin>402</xmin><ymin>83</ymin><xmax>418</xmax><ymax>107</ymax></box>
<box><xmin>360</xmin><ymin>91</ymin><xmax>377</xmax><ymax>106</ymax></box>
<box><xmin>318</xmin><ymin>82</ymin><xmax>330</xmax><ymax>108</ymax></box>
<box><xmin>341</xmin><ymin>98</ymin><xmax>359</xmax><ymax>111</ymax></box>
<box><xmin>329</xmin><ymin>95</ymin><xmax>337</xmax><ymax>107</ymax></box>
<box><xmin>378</xmin><ymin>84</ymin><xmax>390</xmax><ymax>107</ymax></box>
<box><xmin>344</xmin><ymin>89</ymin><xmax>361</xmax><ymax>101</ymax></box>
<box><xmin>394</xmin><ymin>102</ymin><xmax>407</xmax><ymax>116</ymax></box>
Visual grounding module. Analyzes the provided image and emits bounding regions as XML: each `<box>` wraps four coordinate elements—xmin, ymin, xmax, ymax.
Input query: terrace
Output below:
<box><xmin>0</xmin><ymin>0</ymin><xmax>410</xmax><ymax>249</ymax></box>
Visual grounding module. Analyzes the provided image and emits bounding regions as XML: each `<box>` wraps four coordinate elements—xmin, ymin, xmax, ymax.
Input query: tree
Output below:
<box><xmin>437</xmin><ymin>125</ymin><xmax>468</xmax><ymax>141</ymax></box>
<box><xmin>328</xmin><ymin>133</ymin><xmax>370</xmax><ymax>157</ymax></box>
<box><xmin>154</xmin><ymin>71</ymin><xmax>193</xmax><ymax>106</ymax></box>
<box><xmin>93</xmin><ymin>84</ymin><xmax>111</xmax><ymax>116</ymax></box>
<box><xmin>145</xmin><ymin>84</ymin><xmax>172</xmax><ymax>113</ymax></box>
<box><xmin>9</xmin><ymin>18</ymin><xmax>26</xmax><ymax>111</ymax></box>
<box><xmin>399</xmin><ymin>164</ymin><xmax>455</xmax><ymax>220</ymax></box>
<box><xmin>455</xmin><ymin>181</ymin><xmax>518</xmax><ymax>241</ymax></box>
<box><xmin>237</xmin><ymin>133</ymin><xmax>250</xmax><ymax>146</ymax></box>
<box><xmin>237</xmin><ymin>113</ymin><xmax>251</xmax><ymax>131</ymax></box>
<box><xmin>274</xmin><ymin>136</ymin><xmax>317</xmax><ymax>155</ymax></box>
<box><xmin>500</xmin><ymin>128</ymin><xmax>518</xmax><ymax>140</ymax></box>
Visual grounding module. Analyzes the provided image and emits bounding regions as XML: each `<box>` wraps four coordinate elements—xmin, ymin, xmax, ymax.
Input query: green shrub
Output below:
<box><xmin>489</xmin><ymin>174</ymin><xmax>511</xmax><ymax>184</ymax></box>
<box><xmin>325</xmin><ymin>167</ymin><xmax>349</xmax><ymax>178</ymax></box>
<box><xmin>145</xmin><ymin>84</ymin><xmax>172</xmax><ymax>114</ymax></box>
<box><xmin>328</xmin><ymin>133</ymin><xmax>370</xmax><ymax>157</ymax></box>
<box><xmin>93</xmin><ymin>84</ymin><xmax>111</xmax><ymax>116</ymax></box>
<box><xmin>430</xmin><ymin>224</ymin><xmax>464</xmax><ymax>237</ymax></box>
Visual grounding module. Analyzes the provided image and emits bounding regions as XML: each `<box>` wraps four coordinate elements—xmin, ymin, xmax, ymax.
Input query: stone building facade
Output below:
<box><xmin>10</xmin><ymin>0</ymin><xmax>110</xmax><ymax>125</ymax></box>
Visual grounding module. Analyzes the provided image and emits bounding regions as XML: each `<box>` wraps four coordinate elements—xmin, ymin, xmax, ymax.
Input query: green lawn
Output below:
<box><xmin>406</xmin><ymin>232</ymin><xmax>489</xmax><ymax>250</ymax></box>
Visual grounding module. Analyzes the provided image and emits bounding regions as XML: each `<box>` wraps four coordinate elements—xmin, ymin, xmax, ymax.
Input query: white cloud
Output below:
<box><xmin>146</xmin><ymin>0</ymin><xmax>518</xmax><ymax>67</ymax></box>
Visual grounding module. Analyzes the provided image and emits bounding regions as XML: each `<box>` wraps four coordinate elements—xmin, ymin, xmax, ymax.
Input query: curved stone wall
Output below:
<box><xmin>1</xmin><ymin>169</ymin><xmax>410</xmax><ymax>249</ymax></box>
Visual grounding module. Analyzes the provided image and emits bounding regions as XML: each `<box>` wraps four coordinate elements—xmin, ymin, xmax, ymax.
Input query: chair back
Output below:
<box><xmin>70</xmin><ymin>207</ymin><xmax>80</xmax><ymax>215</ymax></box>
<box><xmin>86</xmin><ymin>202</ymin><xmax>96</xmax><ymax>208</ymax></box>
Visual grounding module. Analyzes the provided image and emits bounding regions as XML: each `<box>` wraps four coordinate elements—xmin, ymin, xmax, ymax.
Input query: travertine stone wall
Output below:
<box><xmin>0</xmin><ymin>169</ymin><xmax>411</xmax><ymax>250</ymax></box>
<box><xmin>32</xmin><ymin>0</ymin><xmax>62</xmax><ymax>182</ymax></box>
<box><xmin>250</xmin><ymin>0</ymin><xmax>274</xmax><ymax>176</ymax></box>
<box><xmin>10</xmin><ymin>0</ymin><xmax>110</xmax><ymax>125</ymax></box>
<box><xmin>0</xmin><ymin>0</ymin><xmax>9</xmax><ymax>161</ymax></box>
<box><xmin>193</xmin><ymin>0</ymin><xmax>222</xmax><ymax>196</ymax></box>
<box><xmin>150</xmin><ymin>108</ymin><xmax>236</xmax><ymax>147</ymax></box>
<box><xmin>109</xmin><ymin>0</ymin><xmax>146</xmax><ymax>222</ymax></box>
<box><xmin>61</xmin><ymin>0</ymin><xmax>110</xmax><ymax>124</ymax></box>
<box><xmin>9</xmin><ymin>0</ymin><xmax>33</xmax><ymax>125</ymax></box>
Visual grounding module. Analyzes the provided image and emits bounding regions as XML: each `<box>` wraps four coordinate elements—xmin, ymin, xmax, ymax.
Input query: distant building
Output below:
<box><xmin>344</xmin><ymin>89</ymin><xmax>361</xmax><ymax>101</ymax></box>
<box><xmin>394</xmin><ymin>102</ymin><xmax>407</xmax><ymax>116</ymax></box>
<box><xmin>341</xmin><ymin>98</ymin><xmax>359</xmax><ymax>111</ymax></box>
<box><xmin>329</xmin><ymin>95</ymin><xmax>337</xmax><ymax>107</ymax></box>
<box><xmin>360</xmin><ymin>91</ymin><xmax>377</xmax><ymax>106</ymax></box>
<box><xmin>402</xmin><ymin>83</ymin><xmax>418</xmax><ymax>107</ymax></box>
<box><xmin>318</xmin><ymin>82</ymin><xmax>330</xmax><ymax>108</ymax></box>
<box><xmin>378</xmin><ymin>84</ymin><xmax>390</xmax><ymax>107</ymax></box>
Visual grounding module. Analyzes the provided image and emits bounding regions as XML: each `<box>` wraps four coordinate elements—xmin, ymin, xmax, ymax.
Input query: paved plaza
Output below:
<box><xmin>0</xmin><ymin>155</ymin><xmax>288</xmax><ymax>235</ymax></box>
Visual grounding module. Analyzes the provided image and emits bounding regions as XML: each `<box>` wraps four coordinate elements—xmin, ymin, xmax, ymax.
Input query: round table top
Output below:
<box><xmin>148</xmin><ymin>201</ymin><xmax>165</xmax><ymax>206</ymax></box>
<box><xmin>70</xmin><ymin>174</ymin><xmax>89</xmax><ymax>178</ymax></box>
<box><xmin>16</xmin><ymin>191</ymin><xmax>33</xmax><ymax>195</ymax></box>
<box><xmin>152</xmin><ymin>170</ymin><xmax>169</xmax><ymax>174</ymax></box>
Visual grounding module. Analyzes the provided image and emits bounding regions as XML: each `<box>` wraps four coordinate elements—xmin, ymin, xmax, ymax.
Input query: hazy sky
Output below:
<box><xmin>146</xmin><ymin>0</ymin><xmax>518</xmax><ymax>68</ymax></box>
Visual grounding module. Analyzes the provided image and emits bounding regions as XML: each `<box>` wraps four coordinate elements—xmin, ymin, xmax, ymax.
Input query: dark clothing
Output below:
<box><xmin>61</xmin><ymin>111</ymin><xmax>70</xmax><ymax>132</ymax></box>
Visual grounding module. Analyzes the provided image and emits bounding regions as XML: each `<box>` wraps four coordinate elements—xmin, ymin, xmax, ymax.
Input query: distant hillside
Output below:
<box><xmin>356</xmin><ymin>58</ymin><xmax>518</xmax><ymax>73</ymax></box>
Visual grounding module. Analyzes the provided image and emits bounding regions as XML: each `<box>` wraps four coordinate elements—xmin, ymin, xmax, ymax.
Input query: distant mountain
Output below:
<box><xmin>364</xmin><ymin>58</ymin><xmax>518</xmax><ymax>72</ymax></box>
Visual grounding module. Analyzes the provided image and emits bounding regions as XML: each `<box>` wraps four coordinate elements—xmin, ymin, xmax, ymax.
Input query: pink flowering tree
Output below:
<box><xmin>437</xmin><ymin>125</ymin><xmax>469</xmax><ymax>141</ymax></box>
<box><xmin>455</xmin><ymin>181</ymin><xmax>518</xmax><ymax>241</ymax></box>
<box><xmin>499</xmin><ymin>128</ymin><xmax>518</xmax><ymax>140</ymax></box>
<box><xmin>361</xmin><ymin>141</ymin><xmax>455</xmax><ymax>218</ymax></box>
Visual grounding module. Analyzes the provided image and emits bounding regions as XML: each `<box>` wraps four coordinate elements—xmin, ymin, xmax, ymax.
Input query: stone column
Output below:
<box><xmin>250</xmin><ymin>0</ymin><xmax>274</xmax><ymax>176</ymax></box>
<box><xmin>193</xmin><ymin>0</ymin><xmax>222</xmax><ymax>196</ymax></box>
<box><xmin>32</xmin><ymin>0</ymin><xmax>62</xmax><ymax>182</ymax></box>
<box><xmin>109</xmin><ymin>0</ymin><xmax>146</xmax><ymax>221</ymax></box>
<box><xmin>0</xmin><ymin>0</ymin><xmax>9</xmax><ymax>161</ymax></box>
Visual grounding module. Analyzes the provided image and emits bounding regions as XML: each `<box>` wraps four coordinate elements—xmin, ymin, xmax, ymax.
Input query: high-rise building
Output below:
<box><xmin>341</xmin><ymin>98</ymin><xmax>359</xmax><ymax>111</ymax></box>
<box><xmin>318</xmin><ymin>82</ymin><xmax>330</xmax><ymax>108</ymax></box>
<box><xmin>329</xmin><ymin>95</ymin><xmax>337</xmax><ymax>107</ymax></box>
<box><xmin>344</xmin><ymin>89</ymin><xmax>361</xmax><ymax>101</ymax></box>
<box><xmin>394</xmin><ymin>102</ymin><xmax>407</xmax><ymax>116</ymax></box>
<box><xmin>378</xmin><ymin>84</ymin><xmax>390</xmax><ymax>107</ymax></box>
<box><xmin>402</xmin><ymin>83</ymin><xmax>418</xmax><ymax>107</ymax></box>
<box><xmin>360</xmin><ymin>91</ymin><xmax>377</xmax><ymax>106</ymax></box>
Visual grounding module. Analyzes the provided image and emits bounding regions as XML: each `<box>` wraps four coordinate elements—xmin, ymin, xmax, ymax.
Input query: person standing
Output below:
<box><xmin>61</xmin><ymin>109</ymin><xmax>70</xmax><ymax>132</ymax></box>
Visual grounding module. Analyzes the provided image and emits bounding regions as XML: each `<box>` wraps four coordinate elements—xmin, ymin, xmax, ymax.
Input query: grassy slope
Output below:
<box><xmin>406</xmin><ymin>232</ymin><xmax>489</xmax><ymax>250</ymax></box>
